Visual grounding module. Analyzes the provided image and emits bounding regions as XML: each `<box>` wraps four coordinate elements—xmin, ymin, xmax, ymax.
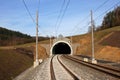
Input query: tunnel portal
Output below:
<box><xmin>52</xmin><ymin>42</ymin><xmax>71</xmax><ymax>54</ymax></box>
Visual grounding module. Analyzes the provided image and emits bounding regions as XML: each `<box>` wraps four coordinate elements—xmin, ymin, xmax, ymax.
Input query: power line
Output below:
<box><xmin>22</xmin><ymin>0</ymin><xmax>53</xmax><ymax>37</ymax></box>
<box><xmin>94</xmin><ymin>0</ymin><xmax>110</xmax><ymax>13</ymax></box>
<box><xmin>69</xmin><ymin>0</ymin><xmax>111</xmax><ymax>36</ymax></box>
<box><xmin>94</xmin><ymin>0</ymin><xmax>120</xmax><ymax>21</ymax></box>
<box><xmin>57</xmin><ymin>0</ymin><xmax>71</xmax><ymax>35</ymax></box>
<box><xmin>70</xmin><ymin>15</ymin><xmax>90</xmax><ymax>35</ymax></box>
<box><xmin>37</xmin><ymin>0</ymin><xmax>40</xmax><ymax>33</ymax></box>
<box><xmin>71</xmin><ymin>21</ymin><xmax>91</xmax><ymax>36</ymax></box>
<box><xmin>22</xmin><ymin>0</ymin><xmax>36</xmax><ymax>24</ymax></box>
<box><xmin>38</xmin><ymin>0</ymin><xmax>40</xmax><ymax>12</ymax></box>
<box><xmin>56</xmin><ymin>0</ymin><xmax>71</xmax><ymax>36</ymax></box>
<box><xmin>55</xmin><ymin>0</ymin><xmax>65</xmax><ymax>37</ymax></box>
<box><xmin>37</xmin><ymin>0</ymin><xmax>55</xmax><ymax>36</ymax></box>
<box><xmin>76</xmin><ymin>0</ymin><xmax>120</xmax><ymax>36</ymax></box>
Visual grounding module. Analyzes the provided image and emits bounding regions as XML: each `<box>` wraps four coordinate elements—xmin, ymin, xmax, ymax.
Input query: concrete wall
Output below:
<box><xmin>40</xmin><ymin>43</ymin><xmax>79</xmax><ymax>56</ymax></box>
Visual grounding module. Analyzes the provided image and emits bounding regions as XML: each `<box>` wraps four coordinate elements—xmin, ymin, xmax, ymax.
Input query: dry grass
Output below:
<box><xmin>0</xmin><ymin>49</ymin><xmax>33</xmax><ymax>80</ymax></box>
<box><xmin>75</xmin><ymin>26</ymin><xmax>120</xmax><ymax>62</ymax></box>
<box><xmin>0</xmin><ymin>41</ymin><xmax>48</xmax><ymax>80</ymax></box>
<box><xmin>95</xmin><ymin>46</ymin><xmax>120</xmax><ymax>62</ymax></box>
<box><xmin>32</xmin><ymin>44</ymin><xmax>49</xmax><ymax>60</ymax></box>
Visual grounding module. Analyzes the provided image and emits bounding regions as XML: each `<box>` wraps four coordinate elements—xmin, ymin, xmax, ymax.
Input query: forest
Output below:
<box><xmin>0</xmin><ymin>27</ymin><xmax>49</xmax><ymax>46</ymax></box>
<box><xmin>96</xmin><ymin>6</ymin><xmax>120</xmax><ymax>31</ymax></box>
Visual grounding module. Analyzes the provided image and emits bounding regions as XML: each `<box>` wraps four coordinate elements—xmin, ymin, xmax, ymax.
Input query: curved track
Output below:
<box><xmin>57</xmin><ymin>56</ymin><xmax>79</xmax><ymax>80</ymax></box>
<box><xmin>50</xmin><ymin>56</ymin><xmax>56</xmax><ymax>80</ymax></box>
<box><xmin>63</xmin><ymin>55</ymin><xmax>120</xmax><ymax>79</ymax></box>
<box><xmin>50</xmin><ymin>55</ymin><xmax>79</xmax><ymax>80</ymax></box>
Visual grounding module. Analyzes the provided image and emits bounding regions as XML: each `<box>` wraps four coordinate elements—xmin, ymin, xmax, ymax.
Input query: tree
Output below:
<box><xmin>96</xmin><ymin>6</ymin><xmax>120</xmax><ymax>31</ymax></box>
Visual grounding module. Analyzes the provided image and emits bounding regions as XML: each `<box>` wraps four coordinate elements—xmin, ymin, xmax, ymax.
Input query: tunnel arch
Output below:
<box><xmin>50</xmin><ymin>40</ymin><xmax>73</xmax><ymax>55</ymax></box>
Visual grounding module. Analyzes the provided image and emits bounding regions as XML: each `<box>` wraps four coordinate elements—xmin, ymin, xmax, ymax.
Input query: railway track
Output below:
<box><xmin>50</xmin><ymin>55</ymin><xmax>56</xmax><ymax>80</ymax></box>
<box><xmin>63</xmin><ymin>55</ymin><xmax>120</xmax><ymax>79</ymax></box>
<box><xmin>50</xmin><ymin>55</ymin><xmax>79</xmax><ymax>80</ymax></box>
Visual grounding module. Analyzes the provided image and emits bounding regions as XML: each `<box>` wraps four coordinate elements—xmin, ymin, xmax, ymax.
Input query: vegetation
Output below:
<box><xmin>0</xmin><ymin>41</ymin><xmax>48</xmax><ymax>80</ymax></box>
<box><xmin>0</xmin><ymin>27</ymin><xmax>32</xmax><ymax>46</ymax></box>
<box><xmin>75</xmin><ymin>26</ymin><xmax>120</xmax><ymax>62</ymax></box>
<box><xmin>0</xmin><ymin>27</ymin><xmax>31</xmax><ymax>39</ymax></box>
<box><xmin>96</xmin><ymin>6</ymin><xmax>120</xmax><ymax>31</ymax></box>
<box><xmin>0</xmin><ymin>6</ymin><xmax>119</xmax><ymax>80</ymax></box>
<box><xmin>0</xmin><ymin>49</ymin><xmax>33</xmax><ymax>80</ymax></box>
<box><xmin>0</xmin><ymin>27</ymin><xmax>50</xmax><ymax>46</ymax></box>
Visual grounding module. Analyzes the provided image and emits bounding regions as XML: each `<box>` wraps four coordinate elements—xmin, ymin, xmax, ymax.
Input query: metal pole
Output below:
<box><xmin>50</xmin><ymin>35</ymin><xmax>51</xmax><ymax>48</ymax></box>
<box><xmin>70</xmin><ymin>35</ymin><xmax>73</xmax><ymax>55</ymax></box>
<box><xmin>91</xmin><ymin>10</ymin><xmax>95</xmax><ymax>60</ymax></box>
<box><xmin>71</xmin><ymin>35</ymin><xmax>72</xmax><ymax>46</ymax></box>
<box><xmin>36</xmin><ymin>10</ymin><xmax>39</xmax><ymax>62</ymax></box>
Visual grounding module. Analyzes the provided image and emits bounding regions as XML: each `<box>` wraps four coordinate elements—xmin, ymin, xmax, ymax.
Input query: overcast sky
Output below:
<box><xmin>0</xmin><ymin>0</ymin><xmax>119</xmax><ymax>37</ymax></box>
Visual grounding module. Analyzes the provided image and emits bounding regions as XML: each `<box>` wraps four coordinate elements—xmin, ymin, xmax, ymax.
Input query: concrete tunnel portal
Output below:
<box><xmin>50</xmin><ymin>40</ymin><xmax>73</xmax><ymax>55</ymax></box>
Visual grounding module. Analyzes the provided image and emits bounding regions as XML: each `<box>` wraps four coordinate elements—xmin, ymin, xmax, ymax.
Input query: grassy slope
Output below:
<box><xmin>0</xmin><ymin>49</ymin><xmax>33</xmax><ymax>80</ymax></box>
<box><xmin>25</xmin><ymin>26</ymin><xmax>119</xmax><ymax>62</ymax></box>
<box><xmin>0</xmin><ymin>40</ymin><xmax>48</xmax><ymax>80</ymax></box>
<box><xmin>74</xmin><ymin>26</ymin><xmax>120</xmax><ymax>62</ymax></box>
<box><xmin>94</xmin><ymin>26</ymin><xmax>120</xmax><ymax>41</ymax></box>
<box><xmin>72</xmin><ymin>26</ymin><xmax>120</xmax><ymax>43</ymax></box>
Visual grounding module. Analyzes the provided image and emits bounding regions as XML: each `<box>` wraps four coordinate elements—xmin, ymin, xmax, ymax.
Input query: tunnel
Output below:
<box><xmin>50</xmin><ymin>41</ymin><xmax>72</xmax><ymax>55</ymax></box>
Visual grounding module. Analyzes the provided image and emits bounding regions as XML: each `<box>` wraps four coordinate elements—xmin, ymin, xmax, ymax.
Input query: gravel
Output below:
<box><xmin>52</xmin><ymin>55</ymin><xmax>74</xmax><ymax>80</ymax></box>
<box><xmin>14</xmin><ymin>58</ymin><xmax>51</xmax><ymax>80</ymax></box>
<box><xmin>60</xmin><ymin>56</ymin><xmax>120</xmax><ymax>80</ymax></box>
<box><xmin>14</xmin><ymin>55</ymin><xmax>120</xmax><ymax>80</ymax></box>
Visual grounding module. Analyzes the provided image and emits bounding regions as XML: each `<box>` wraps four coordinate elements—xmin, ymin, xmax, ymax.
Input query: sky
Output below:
<box><xmin>0</xmin><ymin>0</ymin><xmax>120</xmax><ymax>37</ymax></box>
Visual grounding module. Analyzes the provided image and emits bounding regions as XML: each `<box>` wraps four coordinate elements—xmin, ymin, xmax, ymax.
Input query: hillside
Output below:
<box><xmin>0</xmin><ymin>43</ymin><xmax>48</xmax><ymax>80</ymax></box>
<box><xmin>27</xmin><ymin>26</ymin><xmax>120</xmax><ymax>63</ymax></box>
<box><xmin>0</xmin><ymin>27</ymin><xmax>49</xmax><ymax>80</ymax></box>
<box><xmin>0</xmin><ymin>27</ymin><xmax>50</xmax><ymax>46</ymax></box>
<box><xmin>0</xmin><ymin>48</ymin><xmax>33</xmax><ymax>80</ymax></box>
<box><xmin>74</xmin><ymin>26</ymin><xmax>120</xmax><ymax>62</ymax></box>
<box><xmin>0</xmin><ymin>27</ymin><xmax>33</xmax><ymax>46</ymax></box>
<box><xmin>1</xmin><ymin>26</ymin><xmax>119</xmax><ymax>80</ymax></box>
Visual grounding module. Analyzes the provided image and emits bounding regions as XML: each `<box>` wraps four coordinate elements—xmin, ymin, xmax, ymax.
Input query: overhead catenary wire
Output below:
<box><xmin>94</xmin><ymin>0</ymin><xmax>110</xmax><ymax>13</ymax></box>
<box><xmin>33</xmin><ymin>0</ymin><xmax>66</xmax><ymax>37</ymax></box>
<box><xmin>69</xmin><ymin>0</ymin><xmax>111</xmax><ymax>36</ymax></box>
<box><xmin>71</xmin><ymin>21</ymin><xmax>91</xmax><ymax>36</ymax></box>
<box><xmin>55</xmin><ymin>0</ymin><xmax>65</xmax><ymax>37</ymax></box>
<box><xmin>38</xmin><ymin>0</ymin><xmax>40</xmax><ymax>13</ymax></box>
<box><xmin>73</xmin><ymin>0</ymin><xmax>120</xmax><ymax>36</ymax></box>
<box><xmin>22</xmin><ymin>0</ymin><xmax>36</xmax><ymax>24</ymax></box>
<box><xmin>23</xmin><ymin>0</ymin><xmax>40</xmax><ymax>64</ymax></box>
<box><xmin>22</xmin><ymin>0</ymin><xmax>52</xmax><ymax>36</ymax></box>
<box><xmin>22</xmin><ymin>0</ymin><xmax>120</xmax><ymax>37</ymax></box>
<box><xmin>56</xmin><ymin>0</ymin><xmax>71</xmax><ymax>37</ymax></box>
<box><xmin>37</xmin><ymin>0</ymin><xmax>40</xmax><ymax>33</ymax></box>
<box><xmin>71</xmin><ymin>0</ymin><xmax>120</xmax><ymax>37</ymax></box>
<box><xmin>94</xmin><ymin>0</ymin><xmax>120</xmax><ymax>21</ymax></box>
<box><xmin>56</xmin><ymin>0</ymin><xmax>71</xmax><ymax>36</ymax></box>
<box><xmin>69</xmin><ymin>15</ymin><xmax>90</xmax><ymax>35</ymax></box>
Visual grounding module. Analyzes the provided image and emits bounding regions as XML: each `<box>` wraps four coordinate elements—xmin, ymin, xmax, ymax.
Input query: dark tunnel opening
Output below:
<box><xmin>52</xmin><ymin>42</ymin><xmax>71</xmax><ymax>54</ymax></box>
